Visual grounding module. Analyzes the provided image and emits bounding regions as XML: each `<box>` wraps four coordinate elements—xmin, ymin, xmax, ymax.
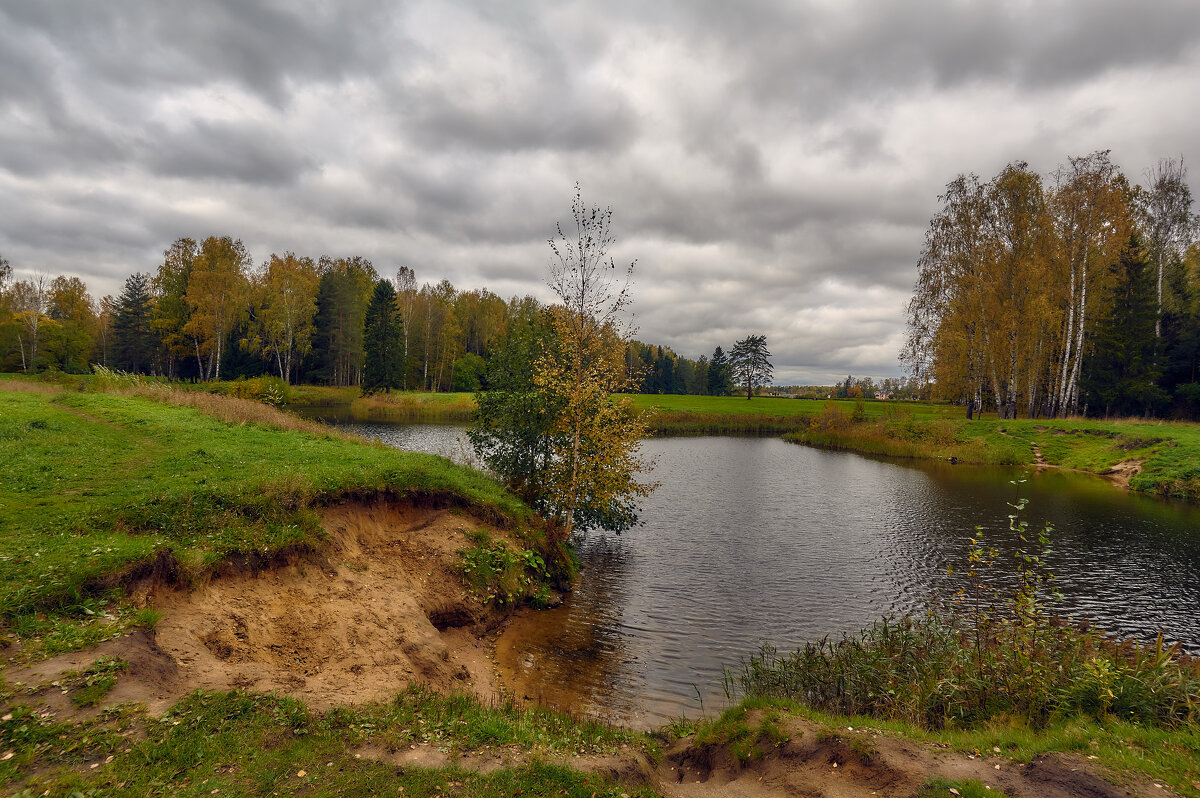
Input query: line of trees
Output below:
<box><xmin>1</xmin><ymin>239</ymin><xmax>784</xmax><ymax>397</ymax></box>
<box><xmin>903</xmin><ymin>152</ymin><xmax>1200</xmax><ymax>419</ymax></box>
<box><xmin>624</xmin><ymin>336</ymin><xmax>772</xmax><ymax>397</ymax></box>
<box><xmin>1</xmin><ymin>237</ymin><xmax>532</xmax><ymax>390</ymax></box>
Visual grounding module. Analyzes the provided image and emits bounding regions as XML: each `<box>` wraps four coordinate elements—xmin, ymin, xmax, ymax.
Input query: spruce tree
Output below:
<box><xmin>362</xmin><ymin>279</ymin><xmax>404</xmax><ymax>394</ymax></box>
<box><xmin>707</xmin><ymin>345</ymin><xmax>733</xmax><ymax>396</ymax></box>
<box><xmin>1081</xmin><ymin>234</ymin><xmax>1164</xmax><ymax>417</ymax></box>
<box><xmin>112</xmin><ymin>273</ymin><xmax>156</xmax><ymax>373</ymax></box>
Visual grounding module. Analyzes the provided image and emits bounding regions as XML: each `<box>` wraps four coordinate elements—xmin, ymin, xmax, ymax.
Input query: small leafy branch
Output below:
<box><xmin>458</xmin><ymin>531</ymin><xmax>552</xmax><ymax>607</ymax></box>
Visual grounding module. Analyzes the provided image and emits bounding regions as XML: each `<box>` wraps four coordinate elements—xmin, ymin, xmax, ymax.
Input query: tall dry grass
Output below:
<box><xmin>350</xmin><ymin>391</ymin><xmax>476</xmax><ymax>421</ymax></box>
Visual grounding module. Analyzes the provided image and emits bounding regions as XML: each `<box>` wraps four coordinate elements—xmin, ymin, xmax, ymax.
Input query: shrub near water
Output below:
<box><xmin>458</xmin><ymin>530</ymin><xmax>554</xmax><ymax>607</ymax></box>
<box><xmin>725</xmin><ymin>499</ymin><xmax>1200</xmax><ymax>729</ymax></box>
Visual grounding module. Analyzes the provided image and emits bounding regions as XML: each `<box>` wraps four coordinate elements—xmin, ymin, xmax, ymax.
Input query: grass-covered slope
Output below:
<box><xmin>0</xmin><ymin>382</ymin><xmax>528</xmax><ymax>621</ymax></box>
<box><xmin>784</xmin><ymin>405</ymin><xmax>1200</xmax><ymax>499</ymax></box>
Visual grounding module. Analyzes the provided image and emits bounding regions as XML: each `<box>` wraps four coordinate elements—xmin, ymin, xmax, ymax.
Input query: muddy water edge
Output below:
<box><xmin>336</xmin><ymin>421</ymin><xmax>1200</xmax><ymax>730</ymax></box>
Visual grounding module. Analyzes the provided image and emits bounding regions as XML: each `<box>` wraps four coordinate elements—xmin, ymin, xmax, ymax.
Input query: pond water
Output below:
<box><xmin>344</xmin><ymin>421</ymin><xmax>1200</xmax><ymax>727</ymax></box>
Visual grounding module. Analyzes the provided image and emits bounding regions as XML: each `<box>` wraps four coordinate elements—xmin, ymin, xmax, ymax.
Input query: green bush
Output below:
<box><xmin>458</xmin><ymin>531</ymin><xmax>551</xmax><ymax>606</ymax></box>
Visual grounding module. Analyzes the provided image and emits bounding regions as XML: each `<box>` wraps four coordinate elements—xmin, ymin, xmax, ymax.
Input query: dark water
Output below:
<box><xmin>347</xmin><ymin>422</ymin><xmax>1200</xmax><ymax>727</ymax></box>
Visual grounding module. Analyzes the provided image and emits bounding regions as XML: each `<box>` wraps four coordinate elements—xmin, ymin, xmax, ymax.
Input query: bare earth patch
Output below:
<box><xmin>1101</xmin><ymin>458</ymin><xmax>1145</xmax><ymax>489</ymax></box>
<box><xmin>7</xmin><ymin>500</ymin><xmax>508</xmax><ymax>716</ymax></box>
<box><xmin>346</xmin><ymin>712</ymin><xmax>1161</xmax><ymax>798</ymax></box>
<box><xmin>656</xmin><ymin>714</ymin><xmax>1159</xmax><ymax>798</ymax></box>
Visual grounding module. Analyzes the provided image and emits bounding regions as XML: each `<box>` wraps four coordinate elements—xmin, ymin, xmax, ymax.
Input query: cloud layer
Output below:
<box><xmin>3</xmin><ymin>0</ymin><xmax>1199</xmax><ymax>382</ymax></box>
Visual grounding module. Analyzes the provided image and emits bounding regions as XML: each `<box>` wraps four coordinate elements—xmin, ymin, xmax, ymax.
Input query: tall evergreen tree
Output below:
<box><xmin>310</xmin><ymin>257</ymin><xmax>377</xmax><ymax>386</ymax></box>
<box><xmin>362</xmin><ymin>279</ymin><xmax>404</xmax><ymax>394</ymax></box>
<box><xmin>1081</xmin><ymin>234</ymin><xmax>1164</xmax><ymax>418</ymax></box>
<box><xmin>706</xmin><ymin>345</ymin><xmax>733</xmax><ymax>396</ymax></box>
<box><xmin>1160</xmin><ymin>245</ymin><xmax>1200</xmax><ymax>416</ymax></box>
<box><xmin>112</xmin><ymin>273</ymin><xmax>156</xmax><ymax>373</ymax></box>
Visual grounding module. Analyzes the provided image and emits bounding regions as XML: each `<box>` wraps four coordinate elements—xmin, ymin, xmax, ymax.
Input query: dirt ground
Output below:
<box><xmin>3</xmin><ymin>499</ymin><xmax>1174</xmax><ymax>797</ymax></box>
<box><xmin>347</xmin><ymin>711</ymin><xmax>1163</xmax><ymax>798</ymax></box>
<box><xmin>7</xmin><ymin>500</ymin><xmax>509</xmax><ymax>718</ymax></box>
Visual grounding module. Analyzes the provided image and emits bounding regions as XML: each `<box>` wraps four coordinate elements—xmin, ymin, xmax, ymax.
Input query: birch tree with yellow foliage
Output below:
<box><xmin>471</xmin><ymin>188</ymin><xmax>655</xmax><ymax>547</ymax></box>
<box><xmin>536</xmin><ymin>189</ymin><xmax>656</xmax><ymax>542</ymax></box>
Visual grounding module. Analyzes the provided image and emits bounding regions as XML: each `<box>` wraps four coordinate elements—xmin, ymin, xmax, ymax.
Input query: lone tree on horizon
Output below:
<box><xmin>730</xmin><ymin>333</ymin><xmax>773</xmax><ymax>399</ymax></box>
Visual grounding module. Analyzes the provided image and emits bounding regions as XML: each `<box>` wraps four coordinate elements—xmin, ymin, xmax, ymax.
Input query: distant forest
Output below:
<box><xmin>0</xmin><ymin>238</ymin><xmax>876</xmax><ymax>397</ymax></box>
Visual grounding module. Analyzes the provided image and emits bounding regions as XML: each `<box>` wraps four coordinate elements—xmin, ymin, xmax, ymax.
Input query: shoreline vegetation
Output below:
<box><xmin>5</xmin><ymin>377</ymin><xmax>1200</xmax><ymax>794</ymax></box>
<box><xmin>274</xmin><ymin>382</ymin><xmax>1200</xmax><ymax>502</ymax></box>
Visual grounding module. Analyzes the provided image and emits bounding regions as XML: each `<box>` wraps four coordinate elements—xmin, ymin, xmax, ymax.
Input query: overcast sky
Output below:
<box><xmin>3</xmin><ymin>1</ymin><xmax>1199</xmax><ymax>383</ymax></box>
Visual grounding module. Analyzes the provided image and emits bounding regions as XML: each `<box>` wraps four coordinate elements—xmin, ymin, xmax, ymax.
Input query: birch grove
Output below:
<box><xmin>905</xmin><ymin>151</ymin><xmax>1194</xmax><ymax>418</ymax></box>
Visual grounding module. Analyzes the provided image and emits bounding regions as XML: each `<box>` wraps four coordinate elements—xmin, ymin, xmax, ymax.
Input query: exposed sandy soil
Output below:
<box><xmin>3</xmin><ymin>499</ymin><xmax>1173</xmax><ymax>796</ymax></box>
<box><xmin>1101</xmin><ymin>458</ymin><xmax>1145</xmax><ymax>489</ymax></box>
<box><xmin>7</xmin><ymin>500</ymin><xmax>510</xmax><ymax>717</ymax></box>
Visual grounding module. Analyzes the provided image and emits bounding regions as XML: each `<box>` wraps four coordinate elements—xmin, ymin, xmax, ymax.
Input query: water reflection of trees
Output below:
<box><xmin>495</xmin><ymin>533</ymin><xmax>638</xmax><ymax>723</ymax></box>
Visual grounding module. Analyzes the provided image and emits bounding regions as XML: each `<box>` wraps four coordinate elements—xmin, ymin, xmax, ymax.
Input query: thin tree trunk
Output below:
<box><xmin>1065</xmin><ymin>262</ymin><xmax>1089</xmax><ymax>415</ymax></box>
<box><xmin>1055</xmin><ymin>262</ymin><xmax>1077</xmax><ymax>416</ymax></box>
<box><xmin>193</xmin><ymin>338</ymin><xmax>207</xmax><ymax>381</ymax></box>
<box><xmin>214</xmin><ymin>333</ymin><xmax>223</xmax><ymax>381</ymax></box>
<box><xmin>563</xmin><ymin>357</ymin><xmax>584</xmax><ymax>541</ymax></box>
<box><xmin>1156</xmin><ymin>249</ymin><xmax>1164</xmax><ymax>339</ymax></box>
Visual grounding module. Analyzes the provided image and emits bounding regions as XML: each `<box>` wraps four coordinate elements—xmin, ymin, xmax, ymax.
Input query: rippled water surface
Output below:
<box><xmin>348</xmin><ymin>422</ymin><xmax>1200</xmax><ymax>727</ymax></box>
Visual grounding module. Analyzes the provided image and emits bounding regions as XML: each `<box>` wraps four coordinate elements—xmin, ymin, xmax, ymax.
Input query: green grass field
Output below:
<box><xmin>0</xmin><ymin>381</ymin><xmax>527</xmax><ymax>627</ymax></box>
<box><xmin>283</xmin><ymin>387</ymin><xmax>960</xmax><ymax>433</ymax></box>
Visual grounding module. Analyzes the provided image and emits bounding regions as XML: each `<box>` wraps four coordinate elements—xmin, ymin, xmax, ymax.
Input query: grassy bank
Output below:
<box><xmin>785</xmin><ymin>403</ymin><xmax>1200</xmax><ymax>499</ymax></box>
<box><xmin>684</xmin><ymin>695</ymin><xmax>1200</xmax><ymax>797</ymax></box>
<box><xmin>1</xmin><ymin>686</ymin><xmax>656</xmax><ymax>797</ymax></box>
<box><xmin>286</xmin><ymin>385</ymin><xmax>477</xmax><ymax>423</ymax></box>
<box><xmin>0</xmin><ymin>379</ymin><xmax>530</xmax><ymax>637</ymax></box>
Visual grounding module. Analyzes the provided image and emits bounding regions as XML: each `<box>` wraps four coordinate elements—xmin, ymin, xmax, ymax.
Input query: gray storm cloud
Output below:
<box><xmin>2</xmin><ymin>0</ymin><xmax>1198</xmax><ymax>382</ymax></box>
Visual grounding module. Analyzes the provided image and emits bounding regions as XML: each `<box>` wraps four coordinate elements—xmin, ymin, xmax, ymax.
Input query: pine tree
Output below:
<box><xmin>1081</xmin><ymin>234</ymin><xmax>1164</xmax><ymax>417</ymax></box>
<box><xmin>362</xmin><ymin>279</ymin><xmax>404</xmax><ymax>394</ymax></box>
<box><xmin>310</xmin><ymin>257</ymin><xmax>377</xmax><ymax>386</ymax></box>
<box><xmin>112</xmin><ymin>273</ymin><xmax>156</xmax><ymax>373</ymax></box>
<box><xmin>730</xmin><ymin>334</ymin><xmax>773</xmax><ymax>399</ymax></box>
<box><xmin>706</xmin><ymin>346</ymin><xmax>733</xmax><ymax>396</ymax></box>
